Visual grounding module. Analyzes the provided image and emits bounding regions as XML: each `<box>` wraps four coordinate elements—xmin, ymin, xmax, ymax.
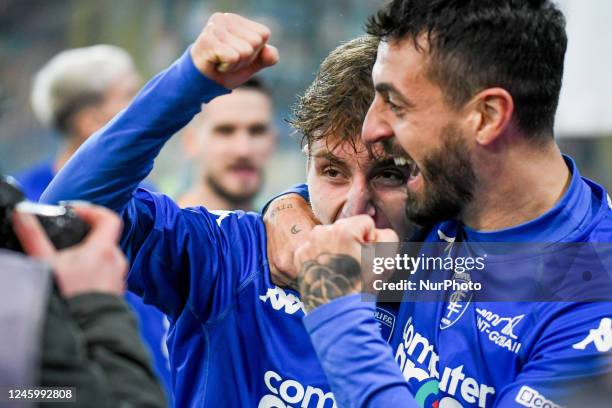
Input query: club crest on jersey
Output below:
<box><xmin>476</xmin><ymin>308</ymin><xmax>524</xmax><ymax>354</ymax></box>
<box><xmin>440</xmin><ymin>272</ymin><xmax>473</xmax><ymax>330</ymax></box>
<box><xmin>437</xmin><ymin>228</ymin><xmax>473</xmax><ymax>331</ymax></box>
<box><xmin>259</xmin><ymin>286</ymin><xmax>305</xmax><ymax>315</ymax></box>
<box><xmin>375</xmin><ymin>307</ymin><xmax>396</xmax><ymax>342</ymax></box>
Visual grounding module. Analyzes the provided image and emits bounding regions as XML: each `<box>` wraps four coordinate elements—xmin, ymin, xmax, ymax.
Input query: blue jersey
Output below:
<box><xmin>14</xmin><ymin>136</ymin><xmax>172</xmax><ymax>402</ymax></box>
<box><xmin>13</xmin><ymin>161</ymin><xmax>55</xmax><ymax>201</ymax></box>
<box><xmin>300</xmin><ymin>158</ymin><xmax>612</xmax><ymax>407</ymax></box>
<box><xmin>41</xmin><ymin>48</ymin><xmax>396</xmax><ymax>407</ymax></box>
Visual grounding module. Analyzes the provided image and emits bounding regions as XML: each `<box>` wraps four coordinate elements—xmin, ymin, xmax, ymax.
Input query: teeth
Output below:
<box><xmin>394</xmin><ymin>157</ymin><xmax>410</xmax><ymax>167</ymax></box>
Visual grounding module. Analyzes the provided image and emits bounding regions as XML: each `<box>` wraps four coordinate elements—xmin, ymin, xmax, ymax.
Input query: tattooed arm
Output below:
<box><xmin>298</xmin><ymin>253</ymin><xmax>363</xmax><ymax>312</ymax></box>
<box><xmin>264</xmin><ymin>193</ymin><xmax>319</xmax><ymax>289</ymax></box>
<box><xmin>295</xmin><ymin>215</ymin><xmax>416</xmax><ymax>407</ymax></box>
<box><xmin>295</xmin><ymin>215</ymin><xmax>397</xmax><ymax>311</ymax></box>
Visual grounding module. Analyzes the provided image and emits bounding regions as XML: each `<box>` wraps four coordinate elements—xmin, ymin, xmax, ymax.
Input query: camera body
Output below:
<box><xmin>0</xmin><ymin>176</ymin><xmax>89</xmax><ymax>251</ymax></box>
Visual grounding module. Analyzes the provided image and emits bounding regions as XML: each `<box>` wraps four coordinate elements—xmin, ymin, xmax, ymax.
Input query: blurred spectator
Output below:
<box><xmin>178</xmin><ymin>78</ymin><xmax>276</xmax><ymax>210</ymax></box>
<box><xmin>14</xmin><ymin>45</ymin><xmax>141</xmax><ymax>201</ymax></box>
<box><xmin>0</xmin><ymin>205</ymin><xmax>165</xmax><ymax>408</ymax></box>
<box><xmin>11</xmin><ymin>45</ymin><xmax>173</xmax><ymax>401</ymax></box>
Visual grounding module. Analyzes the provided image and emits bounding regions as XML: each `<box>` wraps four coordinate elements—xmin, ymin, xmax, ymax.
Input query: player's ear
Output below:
<box><xmin>302</xmin><ymin>143</ymin><xmax>311</xmax><ymax>171</ymax></box>
<box><xmin>466</xmin><ymin>87</ymin><xmax>514</xmax><ymax>146</ymax></box>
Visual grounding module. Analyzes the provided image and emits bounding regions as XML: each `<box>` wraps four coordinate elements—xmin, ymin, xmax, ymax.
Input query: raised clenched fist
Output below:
<box><xmin>191</xmin><ymin>12</ymin><xmax>279</xmax><ymax>89</ymax></box>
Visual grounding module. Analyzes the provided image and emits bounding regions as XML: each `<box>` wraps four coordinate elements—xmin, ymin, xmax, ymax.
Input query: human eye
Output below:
<box><xmin>373</xmin><ymin>167</ymin><xmax>407</xmax><ymax>187</ymax></box>
<box><xmin>380</xmin><ymin>91</ymin><xmax>404</xmax><ymax>117</ymax></box>
<box><xmin>322</xmin><ymin>165</ymin><xmax>343</xmax><ymax>179</ymax></box>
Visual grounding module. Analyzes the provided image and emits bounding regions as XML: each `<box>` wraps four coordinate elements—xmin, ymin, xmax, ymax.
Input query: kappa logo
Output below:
<box><xmin>476</xmin><ymin>308</ymin><xmax>524</xmax><ymax>354</ymax></box>
<box><xmin>572</xmin><ymin>317</ymin><xmax>612</xmax><ymax>352</ymax></box>
<box><xmin>259</xmin><ymin>286</ymin><xmax>305</xmax><ymax>315</ymax></box>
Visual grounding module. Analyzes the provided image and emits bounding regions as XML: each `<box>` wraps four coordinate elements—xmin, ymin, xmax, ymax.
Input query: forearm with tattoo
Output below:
<box><xmin>298</xmin><ymin>253</ymin><xmax>363</xmax><ymax>312</ymax></box>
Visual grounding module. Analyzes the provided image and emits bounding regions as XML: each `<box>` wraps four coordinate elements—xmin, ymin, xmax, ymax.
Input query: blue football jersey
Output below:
<box><xmin>303</xmin><ymin>158</ymin><xmax>612</xmax><ymax>407</ymax></box>
<box><xmin>119</xmin><ymin>190</ymin><xmax>341</xmax><ymax>407</ymax></box>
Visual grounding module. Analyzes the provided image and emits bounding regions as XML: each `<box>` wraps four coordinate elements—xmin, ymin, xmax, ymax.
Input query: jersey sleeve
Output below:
<box><xmin>123</xmin><ymin>189</ymin><xmax>267</xmax><ymax>322</ymax></box>
<box><xmin>304</xmin><ymin>294</ymin><xmax>419</xmax><ymax>408</ymax></box>
<box><xmin>494</xmin><ymin>302</ymin><xmax>612</xmax><ymax>407</ymax></box>
<box><xmin>261</xmin><ymin>183</ymin><xmax>309</xmax><ymax>214</ymax></box>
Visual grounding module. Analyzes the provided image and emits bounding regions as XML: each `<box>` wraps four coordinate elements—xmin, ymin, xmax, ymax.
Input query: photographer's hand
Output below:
<box><xmin>12</xmin><ymin>205</ymin><xmax>127</xmax><ymax>298</ymax></box>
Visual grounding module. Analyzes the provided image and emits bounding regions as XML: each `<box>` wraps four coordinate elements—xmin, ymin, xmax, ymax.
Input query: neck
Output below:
<box><xmin>462</xmin><ymin>140</ymin><xmax>571</xmax><ymax>231</ymax></box>
<box><xmin>177</xmin><ymin>180</ymin><xmax>253</xmax><ymax>211</ymax></box>
<box><xmin>54</xmin><ymin>137</ymin><xmax>83</xmax><ymax>173</ymax></box>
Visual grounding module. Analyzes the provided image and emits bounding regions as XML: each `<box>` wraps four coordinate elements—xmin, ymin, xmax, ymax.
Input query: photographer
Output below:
<box><xmin>0</xmin><ymin>205</ymin><xmax>165</xmax><ymax>407</ymax></box>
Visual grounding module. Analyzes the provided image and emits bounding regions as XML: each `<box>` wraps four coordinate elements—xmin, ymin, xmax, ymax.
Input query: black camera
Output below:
<box><xmin>0</xmin><ymin>176</ymin><xmax>90</xmax><ymax>252</ymax></box>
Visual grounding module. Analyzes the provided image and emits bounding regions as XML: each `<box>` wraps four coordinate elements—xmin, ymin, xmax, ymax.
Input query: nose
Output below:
<box><xmin>233</xmin><ymin>130</ymin><xmax>253</xmax><ymax>156</ymax></box>
<box><xmin>341</xmin><ymin>176</ymin><xmax>375</xmax><ymax>219</ymax></box>
<box><xmin>362</xmin><ymin>97</ymin><xmax>394</xmax><ymax>146</ymax></box>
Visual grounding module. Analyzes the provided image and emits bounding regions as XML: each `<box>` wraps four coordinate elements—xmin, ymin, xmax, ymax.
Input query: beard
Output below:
<box><xmin>405</xmin><ymin>124</ymin><xmax>476</xmax><ymax>226</ymax></box>
<box><xmin>205</xmin><ymin>171</ymin><xmax>261</xmax><ymax>209</ymax></box>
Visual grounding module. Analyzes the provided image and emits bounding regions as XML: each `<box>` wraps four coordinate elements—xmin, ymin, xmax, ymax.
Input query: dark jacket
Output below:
<box><xmin>0</xmin><ymin>250</ymin><xmax>167</xmax><ymax>408</ymax></box>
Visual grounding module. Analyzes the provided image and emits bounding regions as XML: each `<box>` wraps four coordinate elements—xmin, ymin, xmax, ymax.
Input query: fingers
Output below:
<box><xmin>225</xmin><ymin>13</ymin><xmax>271</xmax><ymax>42</ymax></box>
<box><xmin>294</xmin><ymin>242</ymin><xmax>312</xmax><ymax>273</ymax></box>
<box><xmin>334</xmin><ymin>215</ymin><xmax>376</xmax><ymax>243</ymax></box>
<box><xmin>12</xmin><ymin>210</ymin><xmax>56</xmax><ymax>259</ymax></box>
<box><xmin>373</xmin><ymin>228</ymin><xmax>400</xmax><ymax>243</ymax></box>
<box><xmin>199</xmin><ymin>13</ymin><xmax>271</xmax><ymax>73</ymax></box>
<box><xmin>191</xmin><ymin>12</ymin><xmax>276</xmax><ymax>88</ymax></box>
<box><xmin>255</xmin><ymin>45</ymin><xmax>279</xmax><ymax>69</ymax></box>
<box><xmin>71</xmin><ymin>205</ymin><xmax>123</xmax><ymax>244</ymax></box>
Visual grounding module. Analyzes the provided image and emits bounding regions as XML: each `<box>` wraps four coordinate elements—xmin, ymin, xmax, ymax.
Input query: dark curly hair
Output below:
<box><xmin>290</xmin><ymin>35</ymin><xmax>379</xmax><ymax>154</ymax></box>
<box><xmin>367</xmin><ymin>0</ymin><xmax>567</xmax><ymax>139</ymax></box>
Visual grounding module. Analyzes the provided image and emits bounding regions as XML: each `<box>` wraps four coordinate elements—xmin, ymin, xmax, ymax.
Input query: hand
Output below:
<box><xmin>12</xmin><ymin>205</ymin><xmax>128</xmax><ymax>298</ymax></box>
<box><xmin>264</xmin><ymin>194</ymin><xmax>319</xmax><ymax>290</ymax></box>
<box><xmin>191</xmin><ymin>12</ymin><xmax>279</xmax><ymax>89</ymax></box>
<box><xmin>294</xmin><ymin>215</ymin><xmax>398</xmax><ymax>312</ymax></box>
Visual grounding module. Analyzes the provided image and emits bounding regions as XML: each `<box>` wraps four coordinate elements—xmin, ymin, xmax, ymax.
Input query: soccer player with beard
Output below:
<box><xmin>42</xmin><ymin>14</ymin><xmax>411</xmax><ymax>407</ymax></box>
<box><xmin>178</xmin><ymin>78</ymin><xmax>276</xmax><ymax>210</ymax></box>
<box><xmin>265</xmin><ymin>1</ymin><xmax>612</xmax><ymax>407</ymax></box>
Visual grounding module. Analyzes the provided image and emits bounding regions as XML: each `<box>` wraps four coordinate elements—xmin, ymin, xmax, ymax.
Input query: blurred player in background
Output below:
<box><xmin>13</xmin><ymin>45</ymin><xmax>173</xmax><ymax>401</ymax></box>
<box><xmin>14</xmin><ymin>45</ymin><xmax>141</xmax><ymax>201</ymax></box>
<box><xmin>178</xmin><ymin>78</ymin><xmax>276</xmax><ymax>210</ymax></box>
